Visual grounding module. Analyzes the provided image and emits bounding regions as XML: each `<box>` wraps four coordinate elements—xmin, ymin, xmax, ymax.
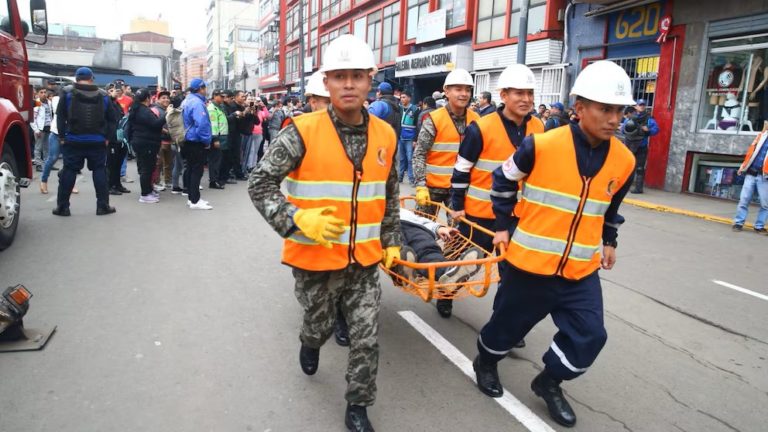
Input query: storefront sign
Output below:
<box><xmin>609</xmin><ymin>2</ymin><xmax>665</xmax><ymax>43</ymax></box>
<box><xmin>416</xmin><ymin>9</ymin><xmax>446</xmax><ymax>44</ymax></box>
<box><xmin>395</xmin><ymin>45</ymin><xmax>473</xmax><ymax>78</ymax></box>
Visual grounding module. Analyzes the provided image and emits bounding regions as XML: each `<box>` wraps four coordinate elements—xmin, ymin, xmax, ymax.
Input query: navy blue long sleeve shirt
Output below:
<box><xmin>491</xmin><ymin>123</ymin><xmax>633</xmax><ymax>245</ymax></box>
<box><xmin>451</xmin><ymin>107</ymin><xmax>533</xmax><ymax>212</ymax></box>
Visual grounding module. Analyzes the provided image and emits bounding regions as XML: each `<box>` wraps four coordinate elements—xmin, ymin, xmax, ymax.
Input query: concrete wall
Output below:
<box><xmin>563</xmin><ymin>3</ymin><xmax>608</xmax><ymax>101</ymax></box>
<box><xmin>663</xmin><ymin>3</ymin><xmax>768</xmax><ymax>191</ymax></box>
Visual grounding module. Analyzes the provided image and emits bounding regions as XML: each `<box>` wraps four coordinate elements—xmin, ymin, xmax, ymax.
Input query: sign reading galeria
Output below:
<box><xmin>395</xmin><ymin>45</ymin><xmax>473</xmax><ymax>78</ymax></box>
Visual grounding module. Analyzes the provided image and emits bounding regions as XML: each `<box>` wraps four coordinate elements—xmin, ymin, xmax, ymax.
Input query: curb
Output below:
<box><xmin>623</xmin><ymin>198</ymin><xmax>754</xmax><ymax>229</ymax></box>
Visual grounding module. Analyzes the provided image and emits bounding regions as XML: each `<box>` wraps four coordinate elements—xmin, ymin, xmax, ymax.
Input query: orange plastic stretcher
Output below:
<box><xmin>379</xmin><ymin>197</ymin><xmax>506</xmax><ymax>302</ymax></box>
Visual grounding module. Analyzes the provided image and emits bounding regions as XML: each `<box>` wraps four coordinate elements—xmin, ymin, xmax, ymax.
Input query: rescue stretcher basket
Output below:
<box><xmin>380</xmin><ymin>197</ymin><xmax>505</xmax><ymax>302</ymax></box>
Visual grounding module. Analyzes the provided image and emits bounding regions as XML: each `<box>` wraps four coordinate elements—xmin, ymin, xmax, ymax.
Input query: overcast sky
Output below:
<box><xmin>47</xmin><ymin>0</ymin><xmax>210</xmax><ymax>52</ymax></box>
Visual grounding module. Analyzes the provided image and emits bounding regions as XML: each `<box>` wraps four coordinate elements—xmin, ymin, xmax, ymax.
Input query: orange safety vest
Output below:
<box><xmin>465</xmin><ymin>113</ymin><xmax>544</xmax><ymax>219</ymax></box>
<box><xmin>426</xmin><ymin>107</ymin><xmax>480</xmax><ymax>189</ymax></box>
<box><xmin>739</xmin><ymin>131</ymin><xmax>768</xmax><ymax>175</ymax></box>
<box><xmin>282</xmin><ymin>110</ymin><xmax>396</xmax><ymax>271</ymax></box>
<box><xmin>505</xmin><ymin>126</ymin><xmax>635</xmax><ymax>281</ymax></box>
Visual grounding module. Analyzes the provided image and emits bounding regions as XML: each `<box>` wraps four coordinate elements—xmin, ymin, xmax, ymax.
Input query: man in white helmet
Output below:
<box><xmin>445</xmin><ymin>63</ymin><xmax>545</xmax><ymax>320</ymax></box>
<box><xmin>248</xmin><ymin>34</ymin><xmax>401</xmax><ymax>432</ymax></box>
<box><xmin>472</xmin><ymin>61</ymin><xmax>636</xmax><ymax>428</ymax></box>
<box><xmin>304</xmin><ymin>71</ymin><xmax>331</xmax><ymax>112</ymax></box>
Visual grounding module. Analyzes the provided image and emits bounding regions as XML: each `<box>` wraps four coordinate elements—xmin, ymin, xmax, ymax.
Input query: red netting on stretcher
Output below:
<box><xmin>379</xmin><ymin>197</ymin><xmax>505</xmax><ymax>302</ymax></box>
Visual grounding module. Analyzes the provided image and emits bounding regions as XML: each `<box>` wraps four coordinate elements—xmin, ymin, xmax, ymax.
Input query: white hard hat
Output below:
<box><xmin>305</xmin><ymin>71</ymin><xmax>329</xmax><ymax>98</ymax></box>
<box><xmin>443</xmin><ymin>68</ymin><xmax>474</xmax><ymax>88</ymax></box>
<box><xmin>570</xmin><ymin>60</ymin><xmax>635</xmax><ymax>106</ymax></box>
<box><xmin>319</xmin><ymin>34</ymin><xmax>378</xmax><ymax>73</ymax></box>
<box><xmin>496</xmin><ymin>64</ymin><xmax>536</xmax><ymax>90</ymax></box>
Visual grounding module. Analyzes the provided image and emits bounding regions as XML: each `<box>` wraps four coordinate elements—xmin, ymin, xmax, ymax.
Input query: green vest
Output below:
<box><xmin>208</xmin><ymin>103</ymin><xmax>228</xmax><ymax>136</ymax></box>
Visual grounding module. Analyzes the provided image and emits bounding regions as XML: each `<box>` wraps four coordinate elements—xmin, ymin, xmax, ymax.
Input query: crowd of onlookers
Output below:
<box><xmin>29</xmin><ymin>75</ymin><xmax>317</xmax><ymax>211</ymax></box>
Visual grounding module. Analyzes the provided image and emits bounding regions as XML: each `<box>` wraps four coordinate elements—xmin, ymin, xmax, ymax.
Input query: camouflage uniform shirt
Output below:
<box><xmin>412</xmin><ymin>106</ymin><xmax>472</xmax><ymax>187</ymax></box>
<box><xmin>248</xmin><ymin>105</ymin><xmax>402</xmax><ymax>249</ymax></box>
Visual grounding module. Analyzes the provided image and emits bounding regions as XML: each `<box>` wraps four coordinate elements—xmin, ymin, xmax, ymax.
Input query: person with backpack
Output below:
<box><xmin>106</xmin><ymin>84</ymin><xmax>130</xmax><ymax>195</ymax></box>
<box><xmin>398</xmin><ymin>90</ymin><xmax>419</xmax><ymax>185</ymax></box>
<box><xmin>367</xmin><ymin>82</ymin><xmax>402</xmax><ymax>135</ymax></box>
<box><xmin>128</xmin><ymin>89</ymin><xmax>167</xmax><ymax>203</ymax></box>
<box><xmin>53</xmin><ymin>67</ymin><xmax>118</xmax><ymax>216</ymax></box>
<box><xmin>165</xmin><ymin>95</ymin><xmax>187</xmax><ymax>194</ymax></box>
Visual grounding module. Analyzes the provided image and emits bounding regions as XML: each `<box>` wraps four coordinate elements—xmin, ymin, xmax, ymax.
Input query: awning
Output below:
<box><xmin>582</xmin><ymin>0</ymin><xmax>660</xmax><ymax>17</ymax></box>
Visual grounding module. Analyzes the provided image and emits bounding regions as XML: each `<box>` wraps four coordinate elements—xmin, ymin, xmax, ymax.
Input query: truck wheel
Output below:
<box><xmin>0</xmin><ymin>145</ymin><xmax>20</xmax><ymax>251</ymax></box>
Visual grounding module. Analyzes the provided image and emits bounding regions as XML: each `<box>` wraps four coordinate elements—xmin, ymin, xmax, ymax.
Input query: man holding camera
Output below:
<box><xmin>621</xmin><ymin>99</ymin><xmax>659</xmax><ymax>194</ymax></box>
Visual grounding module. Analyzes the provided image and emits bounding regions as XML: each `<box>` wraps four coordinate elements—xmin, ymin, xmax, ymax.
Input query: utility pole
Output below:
<box><xmin>517</xmin><ymin>0</ymin><xmax>530</xmax><ymax>64</ymax></box>
<box><xmin>298</xmin><ymin>0</ymin><xmax>305</xmax><ymax>98</ymax></box>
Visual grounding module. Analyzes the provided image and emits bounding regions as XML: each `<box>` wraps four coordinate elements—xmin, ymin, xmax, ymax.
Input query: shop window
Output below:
<box><xmin>509</xmin><ymin>0</ymin><xmax>546</xmax><ymax>38</ymax></box>
<box><xmin>440</xmin><ymin>0</ymin><xmax>466</xmax><ymax>29</ymax></box>
<box><xmin>698</xmin><ymin>33</ymin><xmax>768</xmax><ymax>134</ymax></box>
<box><xmin>382</xmin><ymin>4</ymin><xmax>399</xmax><ymax>63</ymax></box>
<box><xmin>476</xmin><ymin>0</ymin><xmax>506</xmax><ymax>44</ymax></box>
<box><xmin>689</xmin><ymin>153</ymin><xmax>754</xmax><ymax>201</ymax></box>
<box><xmin>354</xmin><ymin>17</ymin><xmax>366</xmax><ymax>38</ymax></box>
<box><xmin>406</xmin><ymin>0</ymin><xmax>429</xmax><ymax>40</ymax></box>
<box><xmin>367</xmin><ymin>10</ymin><xmax>382</xmax><ymax>64</ymax></box>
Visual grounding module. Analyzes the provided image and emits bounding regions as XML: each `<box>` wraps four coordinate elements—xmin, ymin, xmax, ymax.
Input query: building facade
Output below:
<box><xmin>268</xmin><ymin>0</ymin><xmax>568</xmax><ymax>103</ymax></box>
<box><xmin>181</xmin><ymin>46</ymin><xmax>209</xmax><ymax>89</ymax></box>
<box><xmin>562</xmin><ymin>0</ymin><xmax>768</xmax><ymax>201</ymax></box>
<box><xmin>206</xmin><ymin>0</ymin><xmax>259</xmax><ymax>90</ymax></box>
<box><xmin>664</xmin><ymin>1</ymin><xmax>768</xmax><ymax>201</ymax></box>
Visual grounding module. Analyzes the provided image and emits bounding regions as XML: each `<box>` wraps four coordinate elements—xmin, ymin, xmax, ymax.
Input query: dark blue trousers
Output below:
<box><xmin>478</xmin><ymin>264</ymin><xmax>607</xmax><ymax>381</ymax></box>
<box><xmin>57</xmin><ymin>143</ymin><xmax>109</xmax><ymax>210</ymax></box>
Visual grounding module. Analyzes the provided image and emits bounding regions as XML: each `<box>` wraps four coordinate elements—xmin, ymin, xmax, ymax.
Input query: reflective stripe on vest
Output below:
<box><xmin>282</xmin><ymin>109</ymin><xmax>396</xmax><ymax>271</ymax></box>
<box><xmin>285</xmin><ymin>178</ymin><xmax>387</xmax><ymax>202</ymax></box>
<box><xmin>504</xmin><ymin>126</ymin><xmax>635</xmax><ymax>281</ymax></box>
<box><xmin>288</xmin><ymin>223</ymin><xmax>381</xmax><ymax>245</ymax></box>
<box><xmin>464</xmin><ymin>113</ymin><xmax>544</xmax><ymax>219</ymax></box>
<box><xmin>426</xmin><ymin>107</ymin><xmax>480</xmax><ymax>189</ymax></box>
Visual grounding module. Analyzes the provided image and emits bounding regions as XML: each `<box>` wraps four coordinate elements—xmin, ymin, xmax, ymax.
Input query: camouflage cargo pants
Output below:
<box><xmin>416</xmin><ymin>187</ymin><xmax>451</xmax><ymax>221</ymax></box>
<box><xmin>292</xmin><ymin>264</ymin><xmax>381</xmax><ymax>406</ymax></box>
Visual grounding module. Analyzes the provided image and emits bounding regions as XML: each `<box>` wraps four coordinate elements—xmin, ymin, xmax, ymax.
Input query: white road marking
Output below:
<box><xmin>398</xmin><ymin>310</ymin><xmax>555</xmax><ymax>432</ymax></box>
<box><xmin>712</xmin><ymin>280</ymin><xmax>768</xmax><ymax>302</ymax></box>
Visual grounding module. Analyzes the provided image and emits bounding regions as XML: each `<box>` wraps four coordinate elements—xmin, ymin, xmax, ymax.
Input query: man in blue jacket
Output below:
<box><xmin>182</xmin><ymin>78</ymin><xmax>213</xmax><ymax>210</ymax></box>
<box><xmin>621</xmin><ymin>99</ymin><xmax>659</xmax><ymax>193</ymax></box>
<box><xmin>53</xmin><ymin>67</ymin><xmax>118</xmax><ymax>216</ymax></box>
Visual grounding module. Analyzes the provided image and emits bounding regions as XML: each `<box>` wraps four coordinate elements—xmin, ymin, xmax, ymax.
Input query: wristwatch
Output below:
<box><xmin>603</xmin><ymin>240</ymin><xmax>618</xmax><ymax>248</ymax></box>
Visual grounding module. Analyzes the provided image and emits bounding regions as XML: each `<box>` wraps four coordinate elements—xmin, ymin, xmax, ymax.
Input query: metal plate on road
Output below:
<box><xmin>0</xmin><ymin>326</ymin><xmax>56</xmax><ymax>352</ymax></box>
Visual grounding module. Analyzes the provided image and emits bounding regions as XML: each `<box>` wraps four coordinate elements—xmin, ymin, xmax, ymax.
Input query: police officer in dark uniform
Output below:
<box><xmin>53</xmin><ymin>67</ymin><xmax>117</xmax><ymax>216</ymax></box>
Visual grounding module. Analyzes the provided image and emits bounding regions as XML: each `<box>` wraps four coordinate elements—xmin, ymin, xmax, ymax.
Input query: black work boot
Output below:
<box><xmin>436</xmin><ymin>299</ymin><xmax>453</xmax><ymax>318</ymax></box>
<box><xmin>345</xmin><ymin>404</ymin><xmax>375</xmax><ymax>432</ymax></box>
<box><xmin>473</xmin><ymin>355</ymin><xmax>503</xmax><ymax>398</ymax></box>
<box><xmin>299</xmin><ymin>345</ymin><xmax>319</xmax><ymax>376</ymax></box>
<box><xmin>52</xmin><ymin>207</ymin><xmax>71</xmax><ymax>217</ymax></box>
<box><xmin>96</xmin><ymin>206</ymin><xmax>117</xmax><ymax>216</ymax></box>
<box><xmin>531</xmin><ymin>370</ymin><xmax>576</xmax><ymax>427</ymax></box>
<box><xmin>334</xmin><ymin>309</ymin><xmax>350</xmax><ymax>347</ymax></box>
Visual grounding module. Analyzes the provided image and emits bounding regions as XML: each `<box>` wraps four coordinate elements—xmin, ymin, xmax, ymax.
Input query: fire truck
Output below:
<box><xmin>0</xmin><ymin>0</ymin><xmax>47</xmax><ymax>250</ymax></box>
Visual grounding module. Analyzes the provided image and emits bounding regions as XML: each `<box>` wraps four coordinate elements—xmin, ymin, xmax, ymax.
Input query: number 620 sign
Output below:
<box><xmin>612</xmin><ymin>3</ymin><xmax>663</xmax><ymax>40</ymax></box>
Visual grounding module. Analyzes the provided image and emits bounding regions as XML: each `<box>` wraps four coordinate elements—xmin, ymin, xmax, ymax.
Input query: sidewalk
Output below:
<box><xmin>623</xmin><ymin>188</ymin><xmax>752</xmax><ymax>228</ymax></box>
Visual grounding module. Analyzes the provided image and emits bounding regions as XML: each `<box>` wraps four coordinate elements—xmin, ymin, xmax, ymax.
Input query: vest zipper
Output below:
<box><xmin>348</xmin><ymin>169</ymin><xmax>362</xmax><ymax>264</ymax></box>
<box><xmin>556</xmin><ymin>176</ymin><xmax>591</xmax><ymax>276</ymax></box>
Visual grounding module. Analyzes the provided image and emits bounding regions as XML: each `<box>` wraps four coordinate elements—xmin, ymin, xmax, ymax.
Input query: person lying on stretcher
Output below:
<box><xmin>396</xmin><ymin>208</ymin><xmax>483</xmax><ymax>284</ymax></box>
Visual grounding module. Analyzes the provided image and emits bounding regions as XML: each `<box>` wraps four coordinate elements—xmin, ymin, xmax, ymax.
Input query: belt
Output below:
<box><xmin>746</xmin><ymin>168</ymin><xmax>760</xmax><ymax>176</ymax></box>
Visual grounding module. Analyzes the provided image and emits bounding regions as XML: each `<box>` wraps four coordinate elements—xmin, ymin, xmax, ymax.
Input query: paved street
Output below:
<box><xmin>0</xmin><ymin>165</ymin><xmax>766</xmax><ymax>432</ymax></box>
